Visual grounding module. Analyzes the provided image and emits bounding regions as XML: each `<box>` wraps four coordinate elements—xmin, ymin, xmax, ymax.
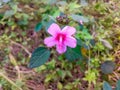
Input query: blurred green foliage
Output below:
<box><xmin>0</xmin><ymin>0</ymin><xmax>120</xmax><ymax>90</ymax></box>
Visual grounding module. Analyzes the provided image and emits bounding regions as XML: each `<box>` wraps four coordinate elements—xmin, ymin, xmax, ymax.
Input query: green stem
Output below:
<box><xmin>88</xmin><ymin>44</ymin><xmax>91</xmax><ymax>90</ymax></box>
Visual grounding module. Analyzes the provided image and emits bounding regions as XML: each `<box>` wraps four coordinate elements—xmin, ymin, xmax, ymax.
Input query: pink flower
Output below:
<box><xmin>44</xmin><ymin>23</ymin><xmax>77</xmax><ymax>54</ymax></box>
<box><xmin>79</xmin><ymin>20</ymin><xmax>83</xmax><ymax>25</ymax></box>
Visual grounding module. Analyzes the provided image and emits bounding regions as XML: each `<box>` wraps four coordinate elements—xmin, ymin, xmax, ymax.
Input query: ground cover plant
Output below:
<box><xmin>0</xmin><ymin>0</ymin><xmax>120</xmax><ymax>90</ymax></box>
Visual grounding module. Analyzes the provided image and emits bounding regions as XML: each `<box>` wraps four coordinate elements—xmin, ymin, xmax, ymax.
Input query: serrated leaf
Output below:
<box><xmin>115</xmin><ymin>80</ymin><xmax>120</xmax><ymax>90</ymax></box>
<box><xmin>70</xmin><ymin>14</ymin><xmax>89</xmax><ymax>23</ymax></box>
<box><xmin>100</xmin><ymin>39</ymin><xmax>113</xmax><ymax>49</ymax></box>
<box><xmin>103</xmin><ymin>81</ymin><xmax>112</xmax><ymax>90</ymax></box>
<box><xmin>34</xmin><ymin>22</ymin><xmax>42</xmax><ymax>32</ymax></box>
<box><xmin>65</xmin><ymin>46</ymin><xmax>82</xmax><ymax>61</ymax></box>
<box><xmin>29</xmin><ymin>47</ymin><xmax>50</xmax><ymax>68</ymax></box>
<box><xmin>101</xmin><ymin>61</ymin><xmax>115</xmax><ymax>74</ymax></box>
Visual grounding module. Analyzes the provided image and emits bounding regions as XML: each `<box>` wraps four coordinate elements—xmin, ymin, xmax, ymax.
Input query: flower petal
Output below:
<box><xmin>62</xmin><ymin>26</ymin><xmax>76</xmax><ymax>36</ymax></box>
<box><xmin>56</xmin><ymin>44</ymin><xmax>67</xmax><ymax>54</ymax></box>
<box><xmin>48</xmin><ymin>23</ymin><xmax>61</xmax><ymax>36</ymax></box>
<box><xmin>44</xmin><ymin>37</ymin><xmax>56</xmax><ymax>47</ymax></box>
<box><xmin>64</xmin><ymin>36</ymin><xmax>77</xmax><ymax>48</ymax></box>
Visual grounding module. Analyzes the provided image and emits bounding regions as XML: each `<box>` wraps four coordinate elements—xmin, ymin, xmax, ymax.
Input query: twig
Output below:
<box><xmin>0</xmin><ymin>73</ymin><xmax>23</xmax><ymax>90</ymax></box>
<box><xmin>10</xmin><ymin>40</ymin><xmax>31</xmax><ymax>58</ymax></box>
<box><xmin>9</xmin><ymin>53</ymin><xmax>21</xmax><ymax>80</ymax></box>
<box><xmin>15</xmin><ymin>66</ymin><xmax>21</xmax><ymax>80</ymax></box>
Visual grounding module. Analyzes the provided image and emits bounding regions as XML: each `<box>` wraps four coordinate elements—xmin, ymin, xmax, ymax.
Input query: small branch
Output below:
<box><xmin>0</xmin><ymin>73</ymin><xmax>23</xmax><ymax>90</ymax></box>
<box><xmin>10</xmin><ymin>40</ymin><xmax>31</xmax><ymax>58</ymax></box>
<box><xmin>9</xmin><ymin>53</ymin><xmax>21</xmax><ymax>80</ymax></box>
<box><xmin>15</xmin><ymin>66</ymin><xmax>21</xmax><ymax>80</ymax></box>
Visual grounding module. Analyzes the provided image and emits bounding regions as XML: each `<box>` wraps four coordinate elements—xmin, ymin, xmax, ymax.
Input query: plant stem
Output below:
<box><xmin>0</xmin><ymin>73</ymin><xmax>22</xmax><ymax>90</ymax></box>
<box><xmin>10</xmin><ymin>40</ymin><xmax>31</xmax><ymax>57</ymax></box>
<box><xmin>88</xmin><ymin>82</ymin><xmax>91</xmax><ymax>90</ymax></box>
<box><xmin>88</xmin><ymin>44</ymin><xmax>91</xmax><ymax>90</ymax></box>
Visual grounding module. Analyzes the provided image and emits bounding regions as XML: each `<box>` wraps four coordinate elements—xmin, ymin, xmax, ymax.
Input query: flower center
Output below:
<box><xmin>55</xmin><ymin>33</ymin><xmax>66</xmax><ymax>44</ymax></box>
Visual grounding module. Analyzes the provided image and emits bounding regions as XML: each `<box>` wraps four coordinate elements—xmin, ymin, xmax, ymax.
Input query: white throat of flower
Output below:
<box><xmin>59</xmin><ymin>36</ymin><xmax>63</xmax><ymax>42</ymax></box>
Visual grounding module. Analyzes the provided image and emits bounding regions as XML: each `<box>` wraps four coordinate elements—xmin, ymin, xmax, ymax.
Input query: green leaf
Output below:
<box><xmin>18</xmin><ymin>20</ymin><xmax>28</xmax><ymax>25</ymax></box>
<box><xmin>70</xmin><ymin>14</ymin><xmax>89</xmax><ymax>23</ymax></box>
<box><xmin>80</xmin><ymin>0</ymin><xmax>88</xmax><ymax>6</ymax></box>
<box><xmin>42</xmin><ymin>20</ymin><xmax>54</xmax><ymax>31</ymax></box>
<box><xmin>101</xmin><ymin>61</ymin><xmax>115</xmax><ymax>74</ymax></box>
<box><xmin>0</xmin><ymin>13</ymin><xmax>4</xmax><ymax>20</ymax></box>
<box><xmin>103</xmin><ymin>81</ymin><xmax>112</xmax><ymax>90</ymax></box>
<box><xmin>57</xmin><ymin>69</ymin><xmax>66</xmax><ymax>80</ymax></box>
<box><xmin>29</xmin><ymin>47</ymin><xmax>51</xmax><ymax>68</ymax></box>
<box><xmin>56</xmin><ymin>1</ymin><xmax>67</xmax><ymax>6</ymax></box>
<box><xmin>68</xmin><ymin>2</ymin><xmax>80</xmax><ymax>10</ymax></box>
<box><xmin>57</xmin><ymin>82</ymin><xmax>63</xmax><ymax>90</ymax></box>
<box><xmin>11</xmin><ymin>4</ymin><xmax>18</xmax><ymax>13</ymax></box>
<box><xmin>64</xmin><ymin>83</ymin><xmax>73</xmax><ymax>89</ymax></box>
<box><xmin>34</xmin><ymin>22</ymin><xmax>42</xmax><ymax>32</ymax></box>
<box><xmin>115</xmin><ymin>80</ymin><xmax>120</xmax><ymax>90</ymax></box>
<box><xmin>48</xmin><ymin>0</ymin><xmax>57</xmax><ymax>5</ymax></box>
<box><xmin>42</xmin><ymin>0</ymin><xmax>57</xmax><ymax>5</ymax></box>
<box><xmin>77</xmin><ymin>39</ymin><xmax>83</xmax><ymax>46</ymax></box>
<box><xmin>7</xmin><ymin>21</ymin><xmax>15</xmax><ymax>26</ymax></box>
<box><xmin>77</xmin><ymin>39</ymin><xmax>91</xmax><ymax>49</ymax></box>
<box><xmin>100</xmin><ymin>39</ymin><xmax>113</xmax><ymax>50</ymax></box>
<box><xmin>65</xmin><ymin>46</ymin><xmax>82</xmax><ymax>61</ymax></box>
<box><xmin>4</xmin><ymin>10</ymin><xmax>15</xmax><ymax>18</ymax></box>
<box><xmin>45</xmin><ymin>74</ymin><xmax>53</xmax><ymax>83</ymax></box>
